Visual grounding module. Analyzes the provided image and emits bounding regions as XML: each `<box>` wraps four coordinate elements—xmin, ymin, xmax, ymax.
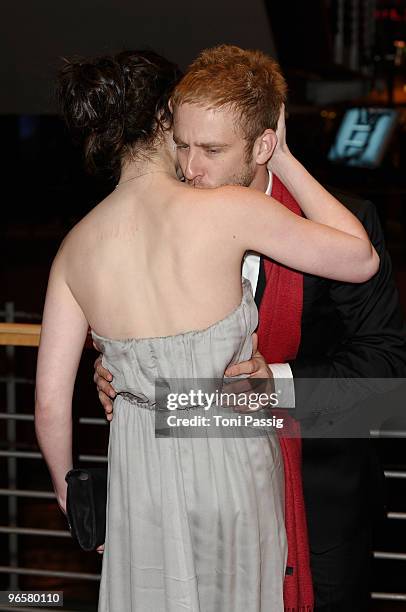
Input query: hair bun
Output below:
<box><xmin>57</xmin><ymin>50</ymin><xmax>182</xmax><ymax>178</ymax></box>
<box><xmin>57</xmin><ymin>56</ymin><xmax>124</xmax><ymax>135</ymax></box>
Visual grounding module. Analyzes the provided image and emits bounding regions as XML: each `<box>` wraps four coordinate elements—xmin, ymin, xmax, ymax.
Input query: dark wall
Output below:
<box><xmin>0</xmin><ymin>0</ymin><xmax>276</xmax><ymax>114</ymax></box>
<box><xmin>265</xmin><ymin>1</ymin><xmax>333</xmax><ymax>73</ymax></box>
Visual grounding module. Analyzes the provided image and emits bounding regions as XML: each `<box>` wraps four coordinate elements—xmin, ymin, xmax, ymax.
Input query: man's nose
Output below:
<box><xmin>184</xmin><ymin>151</ymin><xmax>203</xmax><ymax>182</ymax></box>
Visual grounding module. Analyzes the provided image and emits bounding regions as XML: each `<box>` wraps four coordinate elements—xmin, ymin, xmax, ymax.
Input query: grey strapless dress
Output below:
<box><xmin>92</xmin><ymin>278</ymin><xmax>287</xmax><ymax>612</ymax></box>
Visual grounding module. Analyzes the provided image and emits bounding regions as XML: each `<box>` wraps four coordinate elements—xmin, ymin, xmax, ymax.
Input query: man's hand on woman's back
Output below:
<box><xmin>93</xmin><ymin>349</ymin><xmax>116</xmax><ymax>421</ymax></box>
<box><xmin>93</xmin><ymin>333</ymin><xmax>273</xmax><ymax>420</ymax></box>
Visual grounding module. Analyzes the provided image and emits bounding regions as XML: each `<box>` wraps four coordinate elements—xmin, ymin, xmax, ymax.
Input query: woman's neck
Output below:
<box><xmin>119</xmin><ymin>150</ymin><xmax>177</xmax><ymax>185</ymax></box>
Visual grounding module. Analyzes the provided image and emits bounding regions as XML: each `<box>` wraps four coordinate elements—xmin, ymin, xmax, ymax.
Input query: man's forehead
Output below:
<box><xmin>174</xmin><ymin>101</ymin><xmax>238</xmax><ymax>122</ymax></box>
<box><xmin>173</xmin><ymin>102</ymin><xmax>241</xmax><ymax>139</ymax></box>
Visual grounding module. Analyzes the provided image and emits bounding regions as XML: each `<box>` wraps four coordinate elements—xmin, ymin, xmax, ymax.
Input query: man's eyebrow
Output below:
<box><xmin>173</xmin><ymin>135</ymin><xmax>229</xmax><ymax>148</ymax></box>
<box><xmin>197</xmin><ymin>142</ymin><xmax>229</xmax><ymax>149</ymax></box>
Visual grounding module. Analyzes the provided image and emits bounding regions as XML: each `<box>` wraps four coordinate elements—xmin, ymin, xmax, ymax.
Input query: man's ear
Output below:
<box><xmin>253</xmin><ymin>129</ymin><xmax>277</xmax><ymax>165</ymax></box>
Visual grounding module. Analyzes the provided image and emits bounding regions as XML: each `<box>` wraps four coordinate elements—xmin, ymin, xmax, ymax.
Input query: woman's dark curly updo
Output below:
<box><xmin>57</xmin><ymin>50</ymin><xmax>182</xmax><ymax>178</ymax></box>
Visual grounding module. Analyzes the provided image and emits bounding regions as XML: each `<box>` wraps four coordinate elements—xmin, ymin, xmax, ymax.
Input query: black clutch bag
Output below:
<box><xmin>65</xmin><ymin>466</ymin><xmax>108</xmax><ymax>551</ymax></box>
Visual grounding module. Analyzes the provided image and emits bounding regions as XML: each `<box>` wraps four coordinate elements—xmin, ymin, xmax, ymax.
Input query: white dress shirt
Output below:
<box><xmin>242</xmin><ymin>170</ymin><xmax>295</xmax><ymax>408</ymax></box>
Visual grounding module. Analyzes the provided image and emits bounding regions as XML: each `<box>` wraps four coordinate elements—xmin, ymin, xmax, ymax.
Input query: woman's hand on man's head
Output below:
<box><xmin>267</xmin><ymin>103</ymin><xmax>289</xmax><ymax>172</ymax></box>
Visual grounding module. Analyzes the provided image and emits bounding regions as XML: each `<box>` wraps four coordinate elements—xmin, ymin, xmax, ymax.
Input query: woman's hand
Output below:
<box><xmin>268</xmin><ymin>103</ymin><xmax>288</xmax><ymax>172</ymax></box>
<box><xmin>56</xmin><ymin>493</ymin><xmax>67</xmax><ymax>516</ymax></box>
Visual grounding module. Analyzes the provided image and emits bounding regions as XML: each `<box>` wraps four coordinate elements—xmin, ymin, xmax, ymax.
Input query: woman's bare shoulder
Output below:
<box><xmin>188</xmin><ymin>184</ymin><xmax>270</xmax><ymax>218</ymax></box>
<box><xmin>54</xmin><ymin>192</ymin><xmax>117</xmax><ymax>263</ymax></box>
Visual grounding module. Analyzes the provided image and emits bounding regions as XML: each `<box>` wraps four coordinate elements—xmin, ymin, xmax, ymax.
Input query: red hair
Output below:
<box><xmin>172</xmin><ymin>45</ymin><xmax>287</xmax><ymax>153</ymax></box>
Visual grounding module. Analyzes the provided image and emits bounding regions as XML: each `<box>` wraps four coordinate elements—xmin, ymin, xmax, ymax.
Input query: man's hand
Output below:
<box><xmin>93</xmin><ymin>348</ymin><xmax>116</xmax><ymax>422</ymax></box>
<box><xmin>224</xmin><ymin>333</ymin><xmax>275</xmax><ymax>413</ymax></box>
<box><xmin>225</xmin><ymin>333</ymin><xmax>274</xmax><ymax>381</ymax></box>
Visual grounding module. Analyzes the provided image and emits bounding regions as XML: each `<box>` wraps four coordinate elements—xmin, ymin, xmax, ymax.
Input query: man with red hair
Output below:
<box><xmin>94</xmin><ymin>45</ymin><xmax>406</xmax><ymax>611</ymax></box>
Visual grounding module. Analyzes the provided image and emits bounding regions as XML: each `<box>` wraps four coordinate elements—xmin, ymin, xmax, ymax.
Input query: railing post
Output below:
<box><xmin>5</xmin><ymin>302</ymin><xmax>18</xmax><ymax>590</ymax></box>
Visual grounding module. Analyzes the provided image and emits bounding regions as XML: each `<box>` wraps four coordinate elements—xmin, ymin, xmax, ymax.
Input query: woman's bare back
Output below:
<box><xmin>60</xmin><ymin>175</ymin><xmax>246</xmax><ymax>340</ymax></box>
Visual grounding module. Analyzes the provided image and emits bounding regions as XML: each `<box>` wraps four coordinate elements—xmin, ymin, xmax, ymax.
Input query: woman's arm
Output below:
<box><xmin>35</xmin><ymin>253</ymin><xmax>88</xmax><ymax>513</ymax></box>
<box><xmin>214</xmin><ymin>108</ymin><xmax>379</xmax><ymax>283</ymax></box>
<box><xmin>268</xmin><ymin>107</ymin><xmax>371</xmax><ymax>240</ymax></box>
<box><xmin>223</xmin><ymin>183</ymin><xmax>379</xmax><ymax>283</ymax></box>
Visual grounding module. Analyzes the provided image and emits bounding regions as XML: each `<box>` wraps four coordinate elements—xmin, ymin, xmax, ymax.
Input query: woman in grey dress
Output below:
<box><xmin>35</xmin><ymin>49</ymin><xmax>378</xmax><ymax>611</ymax></box>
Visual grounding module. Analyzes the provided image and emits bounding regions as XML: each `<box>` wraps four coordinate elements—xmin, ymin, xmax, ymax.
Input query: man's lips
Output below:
<box><xmin>185</xmin><ymin>179</ymin><xmax>212</xmax><ymax>188</ymax></box>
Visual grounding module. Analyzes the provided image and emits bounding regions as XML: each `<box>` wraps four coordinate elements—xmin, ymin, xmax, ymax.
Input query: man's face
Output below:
<box><xmin>172</xmin><ymin>103</ymin><xmax>256</xmax><ymax>189</ymax></box>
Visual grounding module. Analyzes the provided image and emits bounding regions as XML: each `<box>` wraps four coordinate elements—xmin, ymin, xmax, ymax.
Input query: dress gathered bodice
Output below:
<box><xmin>91</xmin><ymin>277</ymin><xmax>258</xmax><ymax>406</ymax></box>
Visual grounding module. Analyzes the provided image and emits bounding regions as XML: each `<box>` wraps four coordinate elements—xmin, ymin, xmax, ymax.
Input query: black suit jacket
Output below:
<box><xmin>256</xmin><ymin>192</ymin><xmax>406</xmax><ymax>552</ymax></box>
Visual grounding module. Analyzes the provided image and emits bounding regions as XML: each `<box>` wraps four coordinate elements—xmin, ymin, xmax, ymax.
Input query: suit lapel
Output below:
<box><xmin>254</xmin><ymin>256</ymin><xmax>266</xmax><ymax>308</ymax></box>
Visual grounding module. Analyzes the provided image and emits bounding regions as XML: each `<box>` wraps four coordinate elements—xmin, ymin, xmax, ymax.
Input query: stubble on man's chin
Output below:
<box><xmin>187</xmin><ymin>168</ymin><xmax>255</xmax><ymax>189</ymax></box>
<box><xmin>228</xmin><ymin>168</ymin><xmax>256</xmax><ymax>188</ymax></box>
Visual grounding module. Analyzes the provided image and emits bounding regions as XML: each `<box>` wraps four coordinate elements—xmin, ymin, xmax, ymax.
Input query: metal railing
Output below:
<box><xmin>0</xmin><ymin>308</ymin><xmax>103</xmax><ymax>609</ymax></box>
<box><xmin>1</xmin><ymin>314</ymin><xmax>406</xmax><ymax>606</ymax></box>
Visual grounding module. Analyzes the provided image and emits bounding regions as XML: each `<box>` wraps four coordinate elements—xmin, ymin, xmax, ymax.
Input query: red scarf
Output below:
<box><xmin>256</xmin><ymin>175</ymin><xmax>314</xmax><ymax>611</ymax></box>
